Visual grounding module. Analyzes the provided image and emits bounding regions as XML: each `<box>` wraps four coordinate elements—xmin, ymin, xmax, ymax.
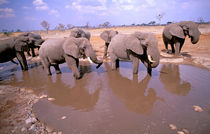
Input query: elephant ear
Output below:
<box><xmin>100</xmin><ymin>31</ymin><xmax>110</xmax><ymax>43</ymax></box>
<box><xmin>125</xmin><ymin>35</ymin><xmax>144</xmax><ymax>55</ymax></box>
<box><xmin>14</xmin><ymin>37</ymin><xmax>29</xmax><ymax>51</ymax></box>
<box><xmin>63</xmin><ymin>38</ymin><xmax>79</xmax><ymax>59</ymax></box>
<box><xmin>169</xmin><ymin>24</ymin><xmax>185</xmax><ymax>39</ymax></box>
<box><xmin>109</xmin><ymin>31</ymin><xmax>118</xmax><ymax>40</ymax></box>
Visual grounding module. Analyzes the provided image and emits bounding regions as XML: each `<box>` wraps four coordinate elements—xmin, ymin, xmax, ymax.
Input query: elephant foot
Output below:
<box><xmin>56</xmin><ymin>71</ymin><xmax>62</xmax><ymax>74</ymax></box>
<box><xmin>47</xmin><ymin>72</ymin><xmax>52</xmax><ymax>76</ymax></box>
<box><xmin>74</xmin><ymin>74</ymin><xmax>81</xmax><ymax>79</ymax></box>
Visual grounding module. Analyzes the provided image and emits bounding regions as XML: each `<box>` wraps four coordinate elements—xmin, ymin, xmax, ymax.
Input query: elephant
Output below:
<box><xmin>162</xmin><ymin>21</ymin><xmax>201</xmax><ymax>55</ymax></box>
<box><xmin>0</xmin><ymin>36</ymin><xmax>31</xmax><ymax>70</ymax></box>
<box><xmin>108</xmin><ymin>31</ymin><xmax>160</xmax><ymax>75</ymax></box>
<box><xmin>39</xmin><ymin>37</ymin><xmax>103</xmax><ymax>79</ymax></box>
<box><xmin>160</xmin><ymin>64</ymin><xmax>191</xmax><ymax>96</ymax></box>
<box><xmin>18</xmin><ymin>32</ymin><xmax>44</xmax><ymax>57</ymax></box>
<box><xmin>70</xmin><ymin>28</ymin><xmax>91</xmax><ymax>40</ymax></box>
<box><xmin>100</xmin><ymin>30</ymin><xmax>118</xmax><ymax>58</ymax></box>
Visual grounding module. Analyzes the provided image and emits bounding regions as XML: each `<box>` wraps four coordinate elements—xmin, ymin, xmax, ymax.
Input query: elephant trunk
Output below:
<box><xmin>147</xmin><ymin>46</ymin><xmax>160</xmax><ymax>68</ymax></box>
<box><xmin>190</xmin><ymin>32</ymin><xmax>200</xmax><ymax>44</ymax></box>
<box><xmin>86</xmin><ymin>46</ymin><xmax>103</xmax><ymax>65</ymax></box>
<box><xmin>189</xmin><ymin>27</ymin><xmax>201</xmax><ymax>44</ymax></box>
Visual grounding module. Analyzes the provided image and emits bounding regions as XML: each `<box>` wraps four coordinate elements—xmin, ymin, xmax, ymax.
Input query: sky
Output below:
<box><xmin>0</xmin><ymin>0</ymin><xmax>210</xmax><ymax>31</ymax></box>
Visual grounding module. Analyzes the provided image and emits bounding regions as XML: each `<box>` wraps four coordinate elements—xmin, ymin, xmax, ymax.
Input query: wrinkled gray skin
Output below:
<box><xmin>163</xmin><ymin>21</ymin><xmax>201</xmax><ymax>55</ymax></box>
<box><xmin>18</xmin><ymin>32</ymin><xmax>44</xmax><ymax>57</ymax></box>
<box><xmin>0</xmin><ymin>36</ymin><xmax>30</xmax><ymax>70</ymax></box>
<box><xmin>39</xmin><ymin>37</ymin><xmax>103</xmax><ymax>79</ymax></box>
<box><xmin>109</xmin><ymin>32</ymin><xmax>160</xmax><ymax>75</ymax></box>
<box><xmin>100</xmin><ymin>30</ymin><xmax>118</xmax><ymax>58</ymax></box>
<box><xmin>70</xmin><ymin>28</ymin><xmax>91</xmax><ymax>40</ymax></box>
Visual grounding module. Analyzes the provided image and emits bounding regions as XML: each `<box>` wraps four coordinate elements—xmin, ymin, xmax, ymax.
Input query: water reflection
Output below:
<box><xmin>45</xmin><ymin>70</ymin><xmax>100</xmax><ymax>112</ymax></box>
<box><xmin>160</xmin><ymin>64</ymin><xmax>191</xmax><ymax>96</ymax></box>
<box><xmin>104</xmin><ymin>63</ymin><xmax>164</xmax><ymax>115</ymax></box>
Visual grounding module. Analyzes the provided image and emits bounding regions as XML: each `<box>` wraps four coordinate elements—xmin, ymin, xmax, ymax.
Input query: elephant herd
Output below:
<box><xmin>0</xmin><ymin>21</ymin><xmax>201</xmax><ymax>79</ymax></box>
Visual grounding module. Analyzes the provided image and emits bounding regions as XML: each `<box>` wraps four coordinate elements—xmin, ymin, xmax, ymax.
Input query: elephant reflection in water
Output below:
<box><xmin>45</xmin><ymin>65</ymin><xmax>100</xmax><ymax>111</ymax></box>
<box><xmin>160</xmin><ymin>64</ymin><xmax>191</xmax><ymax>96</ymax></box>
<box><xmin>104</xmin><ymin>63</ymin><xmax>164</xmax><ymax>115</ymax></box>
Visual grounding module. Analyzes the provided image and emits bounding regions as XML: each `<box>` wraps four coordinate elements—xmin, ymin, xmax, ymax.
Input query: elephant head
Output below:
<box><xmin>100</xmin><ymin>30</ymin><xmax>118</xmax><ymax>43</ymax></box>
<box><xmin>63</xmin><ymin>37</ymin><xmax>103</xmax><ymax>65</ymax></box>
<box><xmin>178</xmin><ymin>21</ymin><xmax>201</xmax><ymax>44</ymax></box>
<box><xmin>18</xmin><ymin>32</ymin><xmax>44</xmax><ymax>47</ymax></box>
<box><xmin>18</xmin><ymin>32</ymin><xmax>44</xmax><ymax>57</ymax></box>
<box><xmin>70</xmin><ymin>28</ymin><xmax>91</xmax><ymax>40</ymax></box>
<box><xmin>131</xmin><ymin>32</ymin><xmax>160</xmax><ymax>68</ymax></box>
<box><xmin>13</xmin><ymin>36</ymin><xmax>29</xmax><ymax>52</ymax></box>
<box><xmin>100</xmin><ymin>30</ymin><xmax>118</xmax><ymax>58</ymax></box>
<box><xmin>13</xmin><ymin>36</ymin><xmax>30</xmax><ymax>70</ymax></box>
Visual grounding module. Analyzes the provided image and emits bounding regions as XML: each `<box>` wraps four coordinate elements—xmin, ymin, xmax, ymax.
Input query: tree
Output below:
<box><xmin>148</xmin><ymin>21</ymin><xmax>156</xmax><ymax>25</ymax></box>
<box><xmin>197</xmin><ymin>17</ymin><xmax>204</xmax><ymax>24</ymax></box>
<box><xmin>85</xmin><ymin>22</ymin><xmax>89</xmax><ymax>29</ymax></box>
<box><xmin>16</xmin><ymin>29</ymin><xmax>22</xmax><ymax>32</ymax></box>
<box><xmin>102</xmin><ymin>21</ymin><xmax>110</xmax><ymax>28</ymax></box>
<box><xmin>40</xmin><ymin>20</ymin><xmax>50</xmax><ymax>34</ymax></box>
<box><xmin>56</xmin><ymin>23</ymin><xmax>65</xmax><ymax>31</ymax></box>
<box><xmin>67</xmin><ymin>24</ymin><xmax>74</xmax><ymax>29</ymax></box>
<box><xmin>166</xmin><ymin>21</ymin><xmax>172</xmax><ymax>25</ymax></box>
<box><xmin>156</xmin><ymin>13</ymin><xmax>165</xmax><ymax>25</ymax></box>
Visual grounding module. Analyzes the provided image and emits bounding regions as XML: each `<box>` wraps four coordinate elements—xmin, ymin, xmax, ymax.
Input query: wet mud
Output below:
<box><xmin>0</xmin><ymin>60</ymin><xmax>210</xmax><ymax>134</ymax></box>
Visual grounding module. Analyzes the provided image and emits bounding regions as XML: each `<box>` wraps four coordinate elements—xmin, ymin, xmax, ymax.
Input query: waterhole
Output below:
<box><xmin>0</xmin><ymin>61</ymin><xmax>210</xmax><ymax>134</ymax></box>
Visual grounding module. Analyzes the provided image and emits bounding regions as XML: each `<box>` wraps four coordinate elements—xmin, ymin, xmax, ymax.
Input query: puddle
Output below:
<box><xmin>0</xmin><ymin>61</ymin><xmax>210</xmax><ymax>134</ymax></box>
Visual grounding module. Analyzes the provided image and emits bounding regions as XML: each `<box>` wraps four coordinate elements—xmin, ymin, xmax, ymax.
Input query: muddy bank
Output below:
<box><xmin>0</xmin><ymin>85</ymin><xmax>63</xmax><ymax>134</ymax></box>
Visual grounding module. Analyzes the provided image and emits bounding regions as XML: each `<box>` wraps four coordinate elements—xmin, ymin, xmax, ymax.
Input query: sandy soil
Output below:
<box><xmin>0</xmin><ymin>24</ymin><xmax>210</xmax><ymax>133</ymax></box>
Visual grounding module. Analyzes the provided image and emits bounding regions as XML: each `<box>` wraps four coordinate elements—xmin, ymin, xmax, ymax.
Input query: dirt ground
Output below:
<box><xmin>0</xmin><ymin>24</ymin><xmax>210</xmax><ymax>134</ymax></box>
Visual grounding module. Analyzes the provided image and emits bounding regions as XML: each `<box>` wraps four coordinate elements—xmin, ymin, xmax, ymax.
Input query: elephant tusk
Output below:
<box><xmin>87</xmin><ymin>57</ymin><xmax>93</xmax><ymax>64</ymax></box>
<box><xmin>148</xmin><ymin>55</ymin><xmax>156</xmax><ymax>63</ymax></box>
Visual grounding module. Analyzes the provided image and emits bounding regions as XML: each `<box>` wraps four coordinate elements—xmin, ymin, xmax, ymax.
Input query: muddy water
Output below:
<box><xmin>0</xmin><ymin>61</ymin><xmax>210</xmax><ymax>134</ymax></box>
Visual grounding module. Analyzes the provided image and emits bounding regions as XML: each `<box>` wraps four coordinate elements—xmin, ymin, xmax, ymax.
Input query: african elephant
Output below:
<box><xmin>39</xmin><ymin>37</ymin><xmax>103</xmax><ymax>79</ymax></box>
<box><xmin>0</xmin><ymin>36</ymin><xmax>30</xmax><ymax>70</ymax></box>
<box><xmin>18</xmin><ymin>32</ymin><xmax>44</xmax><ymax>57</ymax></box>
<box><xmin>70</xmin><ymin>28</ymin><xmax>91</xmax><ymax>40</ymax></box>
<box><xmin>100</xmin><ymin>30</ymin><xmax>118</xmax><ymax>58</ymax></box>
<box><xmin>109</xmin><ymin>32</ymin><xmax>160</xmax><ymax>75</ymax></box>
<box><xmin>162</xmin><ymin>21</ymin><xmax>201</xmax><ymax>55</ymax></box>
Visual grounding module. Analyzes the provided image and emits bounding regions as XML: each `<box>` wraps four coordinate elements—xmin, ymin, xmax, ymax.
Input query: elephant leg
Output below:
<box><xmin>110</xmin><ymin>53</ymin><xmax>118</xmax><ymax>70</ymax></box>
<box><xmin>179</xmin><ymin>39</ymin><xmax>185</xmax><ymax>52</ymax></box>
<box><xmin>16</xmin><ymin>52</ymin><xmax>28</xmax><ymax>70</ymax></box>
<box><xmin>116</xmin><ymin>59</ymin><xmax>119</xmax><ymax>69</ymax></box>
<box><xmin>53</xmin><ymin>64</ymin><xmax>61</xmax><ymax>74</ymax></box>
<box><xmin>31</xmin><ymin>48</ymin><xmax>36</xmax><ymax>57</ymax></box>
<box><xmin>170</xmin><ymin>44</ymin><xmax>175</xmax><ymax>53</ymax></box>
<box><xmin>175</xmin><ymin>42</ymin><xmax>181</xmax><ymax>55</ymax></box>
<box><xmin>130</xmin><ymin>55</ymin><xmax>139</xmax><ymax>74</ymax></box>
<box><xmin>27</xmin><ymin>48</ymin><xmax>31</xmax><ymax>56</ymax></box>
<box><xmin>41</xmin><ymin>58</ymin><xmax>51</xmax><ymax>75</ymax></box>
<box><xmin>141</xmin><ymin>60</ymin><xmax>152</xmax><ymax>75</ymax></box>
<box><xmin>65</xmin><ymin>56</ymin><xmax>81</xmax><ymax>79</ymax></box>
<box><xmin>103</xmin><ymin>43</ymin><xmax>109</xmax><ymax>58</ymax></box>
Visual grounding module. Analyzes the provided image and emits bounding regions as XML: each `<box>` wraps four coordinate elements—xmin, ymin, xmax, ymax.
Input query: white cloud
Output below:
<box><xmin>65</xmin><ymin>5</ymin><xmax>71</xmax><ymax>9</ymax></box>
<box><xmin>0</xmin><ymin>7</ymin><xmax>15</xmax><ymax>18</ymax></box>
<box><xmin>49</xmin><ymin>9</ymin><xmax>59</xmax><ymax>17</ymax></box>
<box><xmin>0</xmin><ymin>0</ymin><xmax>8</xmax><ymax>5</ymax></box>
<box><xmin>23</xmin><ymin>6</ymin><xmax>29</xmax><ymax>9</ymax></box>
<box><xmin>33</xmin><ymin>0</ymin><xmax>49</xmax><ymax>10</ymax></box>
<box><xmin>24</xmin><ymin>16</ymin><xmax>37</xmax><ymax>21</ymax></box>
<box><xmin>145</xmin><ymin>0</ymin><xmax>156</xmax><ymax>7</ymax></box>
<box><xmin>72</xmin><ymin>0</ymin><xmax>107</xmax><ymax>14</ymax></box>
